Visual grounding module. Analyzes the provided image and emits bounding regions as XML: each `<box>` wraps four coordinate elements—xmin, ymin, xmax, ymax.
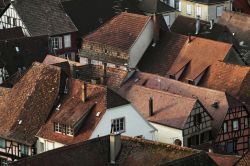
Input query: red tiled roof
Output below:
<box><xmin>119</xmin><ymin>84</ymin><xmax>198</xmax><ymax>129</ymax></box>
<box><xmin>168</xmin><ymin>37</ymin><xmax>233</xmax><ymax>81</ymax></box>
<box><xmin>138</xmin><ymin>31</ymin><xmax>188</xmax><ymax>76</ymax></box>
<box><xmin>36</xmin><ymin>80</ymin><xmax>128</xmax><ymax>145</ymax></box>
<box><xmin>235</xmin><ymin>150</ymin><xmax>250</xmax><ymax>165</ymax></box>
<box><xmin>208</xmin><ymin>152</ymin><xmax>240</xmax><ymax>166</ymax></box>
<box><xmin>122</xmin><ymin>71</ymin><xmax>244</xmax><ymax>136</ymax></box>
<box><xmin>200</xmin><ymin>61</ymin><xmax>250</xmax><ymax>109</ymax></box>
<box><xmin>82</xmin><ymin>12</ymin><xmax>151</xmax><ymax>52</ymax></box>
<box><xmin>0</xmin><ymin>63</ymin><xmax>61</xmax><ymax>145</ymax></box>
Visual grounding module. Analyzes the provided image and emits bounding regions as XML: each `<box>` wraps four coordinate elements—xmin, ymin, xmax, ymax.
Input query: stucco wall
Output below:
<box><xmin>90</xmin><ymin>104</ymin><xmax>156</xmax><ymax>140</ymax></box>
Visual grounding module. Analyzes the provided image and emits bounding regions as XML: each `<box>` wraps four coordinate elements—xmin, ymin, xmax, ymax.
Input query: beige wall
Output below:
<box><xmin>179</xmin><ymin>0</ymin><xmax>231</xmax><ymax>22</ymax></box>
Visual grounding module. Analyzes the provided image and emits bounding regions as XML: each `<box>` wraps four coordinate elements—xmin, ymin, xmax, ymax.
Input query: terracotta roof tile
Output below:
<box><xmin>0</xmin><ymin>63</ymin><xmax>61</xmax><ymax>145</ymax></box>
<box><xmin>168</xmin><ymin>36</ymin><xmax>234</xmax><ymax>81</ymax></box>
<box><xmin>119</xmin><ymin>83</ymin><xmax>198</xmax><ymax>129</ymax></box>
<box><xmin>138</xmin><ymin>31</ymin><xmax>188</xmax><ymax>76</ymax></box>
<box><xmin>82</xmin><ymin>12</ymin><xmax>151</xmax><ymax>52</ymax></box>
<box><xmin>200</xmin><ymin>61</ymin><xmax>250</xmax><ymax>109</ymax></box>
<box><xmin>122</xmin><ymin>71</ymin><xmax>244</xmax><ymax>136</ymax></box>
<box><xmin>235</xmin><ymin>150</ymin><xmax>250</xmax><ymax>166</ymax></box>
<box><xmin>208</xmin><ymin>152</ymin><xmax>240</xmax><ymax>166</ymax></box>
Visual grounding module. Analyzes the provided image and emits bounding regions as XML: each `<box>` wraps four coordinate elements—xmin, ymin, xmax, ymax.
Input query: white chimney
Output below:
<box><xmin>209</xmin><ymin>19</ymin><xmax>214</xmax><ymax>30</ymax></box>
<box><xmin>110</xmin><ymin>133</ymin><xmax>121</xmax><ymax>164</ymax></box>
<box><xmin>195</xmin><ymin>16</ymin><xmax>200</xmax><ymax>35</ymax></box>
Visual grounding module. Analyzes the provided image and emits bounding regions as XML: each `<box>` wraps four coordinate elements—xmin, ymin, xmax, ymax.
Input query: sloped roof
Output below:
<box><xmin>218</xmin><ymin>11</ymin><xmax>250</xmax><ymax>49</ymax></box>
<box><xmin>170</xmin><ymin>15</ymin><xmax>236</xmax><ymax>45</ymax></box>
<box><xmin>138</xmin><ymin>31</ymin><xmax>188</xmax><ymax>76</ymax></box>
<box><xmin>122</xmin><ymin>71</ymin><xmax>244</xmax><ymax>136</ymax></box>
<box><xmin>36</xmin><ymin>80</ymin><xmax>129</xmax><ymax>145</ymax></box>
<box><xmin>0</xmin><ymin>27</ymin><xmax>24</xmax><ymax>40</ymax></box>
<box><xmin>199</xmin><ymin>61</ymin><xmax>250</xmax><ymax>109</ymax></box>
<box><xmin>10</xmin><ymin>0</ymin><xmax>77</xmax><ymax>36</ymax></box>
<box><xmin>233</xmin><ymin>0</ymin><xmax>250</xmax><ymax>14</ymax></box>
<box><xmin>62</xmin><ymin>0</ymin><xmax>115</xmax><ymax>37</ymax></box>
<box><xmin>208</xmin><ymin>152</ymin><xmax>240</xmax><ymax>166</ymax></box>
<box><xmin>11</xmin><ymin>135</ymin><xmax>208</xmax><ymax>166</ymax></box>
<box><xmin>119</xmin><ymin>84</ymin><xmax>198</xmax><ymax>129</ymax></box>
<box><xmin>82</xmin><ymin>12</ymin><xmax>151</xmax><ymax>52</ymax></box>
<box><xmin>167</xmin><ymin>36</ymin><xmax>234</xmax><ymax>81</ymax></box>
<box><xmin>0</xmin><ymin>63</ymin><xmax>61</xmax><ymax>145</ymax></box>
<box><xmin>235</xmin><ymin>150</ymin><xmax>250</xmax><ymax>165</ymax></box>
<box><xmin>0</xmin><ymin>35</ymin><xmax>49</xmax><ymax>77</ymax></box>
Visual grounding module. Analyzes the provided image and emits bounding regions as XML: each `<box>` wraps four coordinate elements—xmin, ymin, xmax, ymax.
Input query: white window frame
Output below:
<box><xmin>232</xmin><ymin>119</ymin><xmax>239</xmax><ymax>131</ymax></box>
<box><xmin>216</xmin><ymin>6</ymin><xmax>223</xmax><ymax>17</ymax></box>
<box><xmin>66</xmin><ymin>126</ymin><xmax>74</xmax><ymax>136</ymax></box>
<box><xmin>187</xmin><ymin>4</ymin><xmax>192</xmax><ymax>15</ymax></box>
<box><xmin>111</xmin><ymin>117</ymin><xmax>125</xmax><ymax>134</ymax></box>
<box><xmin>54</xmin><ymin>123</ymin><xmax>61</xmax><ymax>133</ymax></box>
<box><xmin>64</xmin><ymin>34</ymin><xmax>71</xmax><ymax>48</ymax></box>
<box><xmin>51</xmin><ymin>37</ymin><xmax>62</xmax><ymax>49</ymax></box>
<box><xmin>196</xmin><ymin>6</ymin><xmax>202</xmax><ymax>17</ymax></box>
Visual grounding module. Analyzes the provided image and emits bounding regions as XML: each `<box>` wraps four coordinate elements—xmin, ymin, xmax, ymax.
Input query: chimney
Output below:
<box><xmin>82</xmin><ymin>82</ymin><xmax>87</xmax><ymax>102</ymax></box>
<box><xmin>152</xmin><ymin>14</ymin><xmax>159</xmax><ymax>45</ymax></box>
<box><xmin>149</xmin><ymin>97</ymin><xmax>153</xmax><ymax>116</ymax></box>
<box><xmin>209</xmin><ymin>19</ymin><xmax>214</xmax><ymax>30</ymax></box>
<box><xmin>188</xmin><ymin>33</ymin><xmax>192</xmax><ymax>43</ymax></box>
<box><xmin>195</xmin><ymin>16</ymin><xmax>200</xmax><ymax>35</ymax></box>
<box><xmin>110</xmin><ymin>133</ymin><xmax>121</xmax><ymax>164</ymax></box>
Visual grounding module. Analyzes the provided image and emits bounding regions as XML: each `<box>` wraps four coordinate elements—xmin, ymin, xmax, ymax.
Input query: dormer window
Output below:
<box><xmin>111</xmin><ymin>117</ymin><xmax>125</xmax><ymax>134</ymax></box>
<box><xmin>54</xmin><ymin>123</ymin><xmax>74</xmax><ymax>136</ymax></box>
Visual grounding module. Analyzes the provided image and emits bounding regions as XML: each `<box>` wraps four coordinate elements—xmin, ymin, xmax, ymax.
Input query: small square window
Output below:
<box><xmin>0</xmin><ymin>138</ymin><xmax>5</xmax><ymax>148</ymax></box>
<box><xmin>232</xmin><ymin>119</ymin><xmax>239</xmax><ymax>131</ymax></box>
<box><xmin>194</xmin><ymin>113</ymin><xmax>202</xmax><ymax>126</ymax></box>
<box><xmin>111</xmin><ymin>117</ymin><xmax>125</xmax><ymax>134</ymax></box>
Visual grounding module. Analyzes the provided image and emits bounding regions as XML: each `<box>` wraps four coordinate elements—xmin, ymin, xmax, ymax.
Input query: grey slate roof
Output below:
<box><xmin>11</xmin><ymin>0</ymin><xmax>77</xmax><ymax>36</ymax></box>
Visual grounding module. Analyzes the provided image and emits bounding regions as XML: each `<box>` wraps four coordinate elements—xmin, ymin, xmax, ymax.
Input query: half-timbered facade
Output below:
<box><xmin>0</xmin><ymin>0</ymin><xmax>78</xmax><ymax>58</ymax></box>
<box><xmin>118</xmin><ymin>83</ymin><xmax>213</xmax><ymax>147</ymax></box>
<box><xmin>215</xmin><ymin>104</ymin><xmax>250</xmax><ymax>155</ymax></box>
<box><xmin>123</xmin><ymin>71</ymin><xmax>250</xmax><ymax>154</ymax></box>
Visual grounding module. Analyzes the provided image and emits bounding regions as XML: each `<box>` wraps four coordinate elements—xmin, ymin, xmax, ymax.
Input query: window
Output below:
<box><xmin>13</xmin><ymin>18</ymin><xmax>17</xmax><ymax>26</ymax></box>
<box><xmin>232</xmin><ymin>119</ymin><xmax>239</xmax><ymax>131</ymax></box>
<box><xmin>245</xmin><ymin>118</ymin><xmax>249</xmax><ymax>128</ymax></box>
<box><xmin>66</xmin><ymin>126</ymin><xmax>74</xmax><ymax>136</ymax></box>
<box><xmin>0</xmin><ymin>138</ymin><xmax>5</xmax><ymax>148</ymax></box>
<box><xmin>6</xmin><ymin>16</ymin><xmax>10</xmax><ymax>24</ymax></box>
<box><xmin>0</xmin><ymin>157</ymin><xmax>8</xmax><ymax>166</ymax></box>
<box><xmin>64</xmin><ymin>35</ymin><xmax>71</xmax><ymax>48</ymax></box>
<box><xmin>54</xmin><ymin>123</ymin><xmax>60</xmax><ymax>133</ymax></box>
<box><xmin>201</xmin><ymin>130</ymin><xmax>211</xmax><ymax>143</ymax></box>
<box><xmin>175</xmin><ymin>1</ymin><xmax>181</xmax><ymax>11</ymax></box>
<box><xmin>194</xmin><ymin>113</ymin><xmax>202</xmax><ymax>126</ymax></box>
<box><xmin>51</xmin><ymin>37</ymin><xmax>62</xmax><ymax>49</ymax></box>
<box><xmin>111</xmin><ymin>117</ymin><xmax>125</xmax><ymax>133</ymax></box>
<box><xmin>187</xmin><ymin>4</ymin><xmax>192</xmax><ymax>15</ymax></box>
<box><xmin>216</xmin><ymin>6</ymin><xmax>223</xmax><ymax>17</ymax></box>
<box><xmin>196</xmin><ymin>6</ymin><xmax>202</xmax><ymax>17</ymax></box>
<box><xmin>187</xmin><ymin>135</ymin><xmax>199</xmax><ymax>147</ymax></box>
<box><xmin>223</xmin><ymin>121</ymin><xmax>228</xmax><ymax>133</ymax></box>
<box><xmin>164</xmin><ymin>15</ymin><xmax>170</xmax><ymax>26</ymax></box>
<box><xmin>21</xmin><ymin>145</ymin><xmax>29</xmax><ymax>156</ymax></box>
<box><xmin>226</xmin><ymin>139</ymin><xmax>237</xmax><ymax>153</ymax></box>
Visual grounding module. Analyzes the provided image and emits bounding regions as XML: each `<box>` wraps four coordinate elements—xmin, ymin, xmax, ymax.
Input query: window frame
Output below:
<box><xmin>0</xmin><ymin>138</ymin><xmax>5</xmax><ymax>149</ymax></box>
<box><xmin>186</xmin><ymin>4</ymin><xmax>192</xmax><ymax>15</ymax></box>
<box><xmin>51</xmin><ymin>37</ymin><xmax>62</xmax><ymax>49</ymax></box>
<box><xmin>223</xmin><ymin>121</ymin><xmax>228</xmax><ymax>133</ymax></box>
<box><xmin>244</xmin><ymin>117</ymin><xmax>249</xmax><ymax>129</ymax></box>
<box><xmin>64</xmin><ymin>34</ymin><xmax>71</xmax><ymax>48</ymax></box>
<box><xmin>232</xmin><ymin>119</ymin><xmax>240</xmax><ymax>131</ymax></box>
<box><xmin>194</xmin><ymin>113</ymin><xmax>202</xmax><ymax>126</ymax></box>
<box><xmin>66</xmin><ymin>126</ymin><xmax>74</xmax><ymax>136</ymax></box>
<box><xmin>196</xmin><ymin>6</ymin><xmax>202</xmax><ymax>17</ymax></box>
<box><xmin>111</xmin><ymin>117</ymin><xmax>126</xmax><ymax>134</ymax></box>
<box><xmin>216</xmin><ymin>6</ymin><xmax>223</xmax><ymax>17</ymax></box>
<box><xmin>21</xmin><ymin>144</ymin><xmax>29</xmax><ymax>156</ymax></box>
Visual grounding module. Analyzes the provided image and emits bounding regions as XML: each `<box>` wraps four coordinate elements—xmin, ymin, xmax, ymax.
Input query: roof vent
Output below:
<box><xmin>18</xmin><ymin>120</ymin><xmax>22</xmax><ymax>125</ymax></box>
<box><xmin>56</xmin><ymin>104</ymin><xmax>61</xmax><ymax>111</ymax></box>
<box><xmin>96</xmin><ymin>112</ymin><xmax>101</xmax><ymax>117</ymax></box>
<box><xmin>211</xmin><ymin>101</ymin><xmax>219</xmax><ymax>108</ymax></box>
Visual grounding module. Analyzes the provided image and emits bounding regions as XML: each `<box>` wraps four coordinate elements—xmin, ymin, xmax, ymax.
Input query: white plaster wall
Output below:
<box><xmin>90</xmin><ymin>104</ymin><xmax>156</xmax><ymax>141</ymax></box>
<box><xmin>0</xmin><ymin>4</ymin><xmax>30</xmax><ymax>36</ymax></box>
<box><xmin>128</xmin><ymin>20</ymin><xmax>154</xmax><ymax>68</ymax></box>
<box><xmin>150</xmin><ymin>123</ymin><xmax>184</xmax><ymax>146</ymax></box>
<box><xmin>36</xmin><ymin>137</ymin><xmax>65</xmax><ymax>154</ymax></box>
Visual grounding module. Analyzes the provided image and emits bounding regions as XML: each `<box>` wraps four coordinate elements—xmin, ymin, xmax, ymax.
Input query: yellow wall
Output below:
<box><xmin>179</xmin><ymin>0</ymin><xmax>231</xmax><ymax>22</ymax></box>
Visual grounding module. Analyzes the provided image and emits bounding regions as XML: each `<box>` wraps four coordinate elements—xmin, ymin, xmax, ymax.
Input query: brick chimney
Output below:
<box><xmin>149</xmin><ymin>97</ymin><xmax>153</xmax><ymax>116</ymax></box>
<box><xmin>82</xmin><ymin>82</ymin><xmax>87</xmax><ymax>102</ymax></box>
<box><xmin>152</xmin><ymin>14</ymin><xmax>159</xmax><ymax>45</ymax></box>
<box><xmin>110</xmin><ymin>132</ymin><xmax>121</xmax><ymax>164</ymax></box>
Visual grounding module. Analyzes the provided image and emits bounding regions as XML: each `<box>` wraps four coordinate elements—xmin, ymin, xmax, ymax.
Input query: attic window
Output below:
<box><xmin>194</xmin><ymin>113</ymin><xmax>202</xmax><ymax>126</ymax></box>
<box><xmin>54</xmin><ymin>123</ymin><xmax>74</xmax><ymax>136</ymax></box>
<box><xmin>111</xmin><ymin>117</ymin><xmax>125</xmax><ymax>134</ymax></box>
